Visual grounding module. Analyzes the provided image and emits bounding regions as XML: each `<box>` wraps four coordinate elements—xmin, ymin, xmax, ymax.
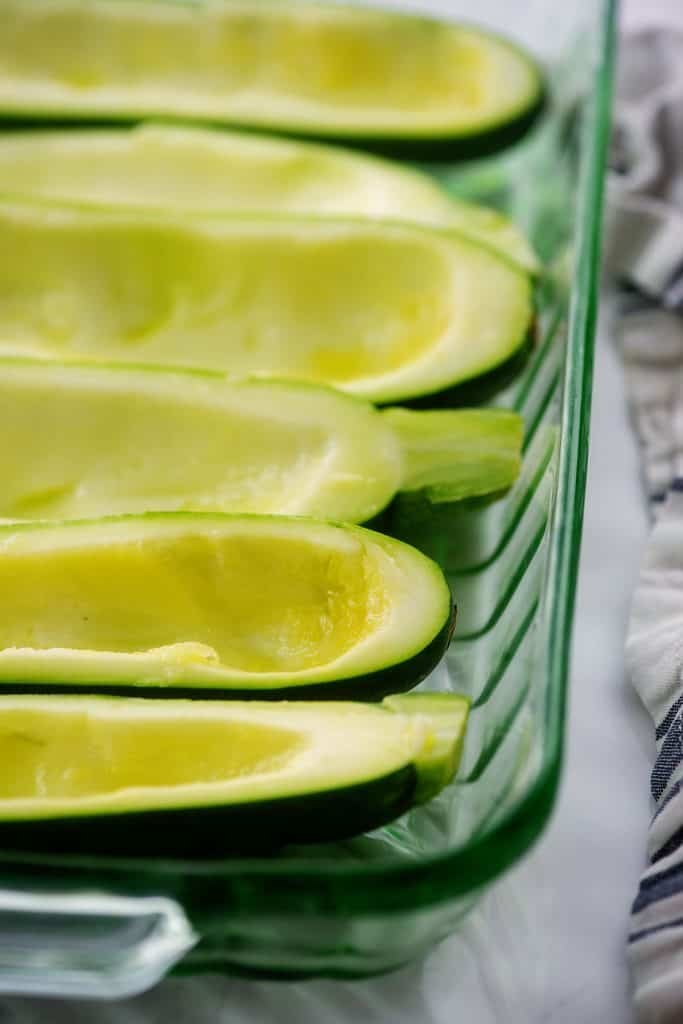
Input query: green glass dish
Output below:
<box><xmin>0</xmin><ymin>0</ymin><xmax>615</xmax><ymax>996</ymax></box>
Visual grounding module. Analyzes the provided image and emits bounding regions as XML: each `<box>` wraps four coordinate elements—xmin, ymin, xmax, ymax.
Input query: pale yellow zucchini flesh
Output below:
<box><xmin>0</xmin><ymin>514</ymin><xmax>453</xmax><ymax>698</ymax></box>
<box><xmin>0</xmin><ymin>125</ymin><xmax>538</xmax><ymax>269</ymax></box>
<box><xmin>0</xmin><ymin>360</ymin><xmax>523</xmax><ymax>523</ymax></box>
<box><xmin>0</xmin><ymin>202</ymin><xmax>533</xmax><ymax>404</ymax></box>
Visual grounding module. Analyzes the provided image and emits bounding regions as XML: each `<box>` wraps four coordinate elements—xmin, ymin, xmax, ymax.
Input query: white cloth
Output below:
<box><xmin>605</xmin><ymin>14</ymin><xmax>683</xmax><ymax>1023</ymax></box>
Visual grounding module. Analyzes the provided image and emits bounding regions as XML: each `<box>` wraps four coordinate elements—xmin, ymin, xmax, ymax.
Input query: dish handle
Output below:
<box><xmin>0</xmin><ymin>885</ymin><xmax>197</xmax><ymax>999</ymax></box>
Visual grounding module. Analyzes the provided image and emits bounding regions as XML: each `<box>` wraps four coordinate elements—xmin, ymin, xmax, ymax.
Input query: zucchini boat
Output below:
<box><xmin>0</xmin><ymin>514</ymin><xmax>454</xmax><ymax>699</ymax></box>
<box><xmin>0</xmin><ymin>359</ymin><xmax>523</xmax><ymax>523</ymax></box>
<box><xmin>0</xmin><ymin>1</ymin><xmax>544</xmax><ymax>159</ymax></box>
<box><xmin>0</xmin><ymin>692</ymin><xmax>469</xmax><ymax>854</ymax></box>
<box><xmin>0</xmin><ymin>201</ymin><xmax>533</xmax><ymax>404</ymax></box>
<box><xmin>0</xmin><ymin>125</ymin><xmax>538</xmax><ymax>270</ymax></box>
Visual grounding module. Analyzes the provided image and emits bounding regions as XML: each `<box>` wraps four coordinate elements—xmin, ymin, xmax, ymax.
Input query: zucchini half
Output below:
<box><xmin>0</xmin><ymin>125</ymin><xmax>538</xmax><ymax>270</ymax></box>
<box><xmin>0</xmin><ymin>692</ymin><xmax>469</xmax><ymax>854</ymax></box>
<box><xmin>0</xmin><ymin>201</ymin><xmax>533</xmax><ymax>405</ymax></box>
<box><xmin>0</xmin><ymin>1</ymin><xmax>545</xmax><ymax>159</ymax></box>
<box><xmin>0</xmin><ymin>359</ymin><xmax>523</xmax><ymax>523</ymax></box>
<box><xmin>0</xmin><ymin>514</ymin><xmax>454</xmax><ymax>699</ymax></box>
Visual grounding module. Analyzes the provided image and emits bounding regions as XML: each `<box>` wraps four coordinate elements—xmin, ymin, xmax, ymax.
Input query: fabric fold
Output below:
<box><xmin>610</xmin><ymin>27</ymin><xmax>683</xmax><ymax>1023</ymax></box>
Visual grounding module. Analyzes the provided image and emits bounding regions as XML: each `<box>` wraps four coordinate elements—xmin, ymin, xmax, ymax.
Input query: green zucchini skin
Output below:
<box><xmin>399</xmin><ymin>331</ymin><xmax>536</xmax><ymax>411</ymax></box>
<box><xmin>258</xmin><ymin>90</ymin><xmax>547</xmax><ymax>163</ymax></box>
<box><xmin>0</xmin><ymin>91</ymin><xmax>545</xmax><ymax>162</ymax></box>
<box><xmin>0</xmin><ymin>606</ymin><xmax>455</xmax><ymax>702</ymax></box>
<box><xmin>0</xmin><ymin>765</ymin><xmax>418</xmax><ymax>856</ymax></box>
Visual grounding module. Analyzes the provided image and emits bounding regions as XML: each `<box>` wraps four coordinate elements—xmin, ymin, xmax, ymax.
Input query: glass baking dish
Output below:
<box><xmin>0</xmin><ymin>0</ymin><xmax>615</xmax><ymax>997</ymax></box>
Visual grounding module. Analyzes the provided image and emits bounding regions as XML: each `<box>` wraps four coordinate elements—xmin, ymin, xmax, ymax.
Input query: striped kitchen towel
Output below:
<box><xmin>608</xmin><ymin>26</ymin><xmax>683</xmax><ymax>1024</ymax></box>
<box><xmin>627</xmin><ymin>493</ymin><xmax>683</xmax><ymax>1020</ymax></box>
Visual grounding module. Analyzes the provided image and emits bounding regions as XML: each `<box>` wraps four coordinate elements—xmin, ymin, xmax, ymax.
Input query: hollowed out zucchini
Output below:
<box><xmin>0</xmin><ymin>359</ymin><xmax>523</xmax><ymax>523</ymax></box>
<box><xmin>0</xmin><ymin>514</ymin><xmax>454</xmax><ymax>699</ymax></box>
<box><xmin>0</xmin><ymin>201</ymin><xmax>533</xmax><ymax>404</ymax></box>
<box><xmin>0</xmin><ymin>125</ymin><xmax>537</xmax><ymax>270</ymax></box>
<box><xmin>0</xmin><ymin>1</ymin><xmax>544</xmax><ymax>159</ymax></box>
<box><xmin>0</xmin><ymin>692</ymin><xmax>469</xmax><ymax>854</ymax></box>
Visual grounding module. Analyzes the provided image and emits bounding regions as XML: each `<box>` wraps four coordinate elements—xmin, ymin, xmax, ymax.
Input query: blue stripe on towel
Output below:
<box><xmin>632</xmin><ymin>859</ymin><xmax>683</xmax><ymax>914</ymax></box>
<box><xmin>653</xmin><ymin>779</ymin><xmax>683</xmax><ymax>822</ymax></box>
<box><xmin>657</xmin><ymin>698</ymin><xmax>683</xmax><ymax>742</ymax></box>
<box><xmin>651</xmin><ymin>823</ymin><xmax>683</xmax><ymax>864</ymax></box>
<box><xmin>652</xmin><ymin>717</ymin><xmax>683</xmax><ymax>801</ymax></box>
<box><xmin>629</xmin><ymin>914</ymin><xmax>683</xmax><ymax>944</ymax></box>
